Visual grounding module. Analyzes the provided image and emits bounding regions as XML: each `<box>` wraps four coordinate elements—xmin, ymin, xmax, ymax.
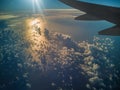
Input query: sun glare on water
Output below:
<box><xmin>31</xmin><ymin>19</ymin><xmax>40</xmax><ymax>25</ymax></box>
<box><xmin>25</xmin><ymin>17</ymin><xmax>49</xmax><ymax>65</ymax></box>
<box><xmin>24</xmin><ymin>0</ymin><xmax>47</xmax><ymax>67</ymax></box>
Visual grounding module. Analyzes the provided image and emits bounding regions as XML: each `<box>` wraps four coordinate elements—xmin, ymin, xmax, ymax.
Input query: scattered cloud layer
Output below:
<box><xmin>0</xmin><ymin>11</ymin><xmax>120</xmax><ymax>90</ymax></box>
<box><xmin>0</xmin><ymin>15</ymin><xmax>18</xmax><ymax>20</ymax></box>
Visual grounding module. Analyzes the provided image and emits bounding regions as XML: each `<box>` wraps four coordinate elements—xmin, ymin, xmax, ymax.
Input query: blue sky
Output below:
<box><xmin>44</xmin><ymin>0</ymin><xmax>120</xmax><ymax>8</ymax></box>
<box><xmin>0</xmin><ymin>0</ymin><xmax>120</xmax><ymax>11</ymax></box>
<box><xmin>79</xmin><ymin>0</ymin><xmax>120</xmax><ymax>7</ymax></box>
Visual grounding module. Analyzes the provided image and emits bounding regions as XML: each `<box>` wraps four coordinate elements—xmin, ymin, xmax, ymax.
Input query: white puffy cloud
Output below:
<box><xmin>0</xmin><ymin>13</ymin><xmax>119</xmax><ymax>90</ymax></box>
<box><xmin>22</xmin><ymin>24</ymin><xmax>117</xmax><ymax>90</ymax></box>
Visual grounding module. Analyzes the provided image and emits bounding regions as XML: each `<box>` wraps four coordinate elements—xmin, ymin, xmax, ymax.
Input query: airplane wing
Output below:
<box><xmin>59</xmin><ymin>0</ymin><xmax>120</xmax><ymax>36</ymax></box>
<box><xmin>59</xmin><ymin>0</ymin><xmax>120</xmax><ymax>22</ymax></box>
<box><xmin>99</xmin><ymin>26</ymin><xmax>120</xmax><ymax>36</ymax></box>
<box><xmin>75</xmin><ymin>14</ymin><xmax>101</xmax><ymax>20</ymax></box>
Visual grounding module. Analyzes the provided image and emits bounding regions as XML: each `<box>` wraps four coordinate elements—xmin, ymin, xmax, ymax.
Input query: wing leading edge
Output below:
<box><xmin>59</xmin><ymin>0</ymin><xmax>120</xmax><ymax>36</ymax></box>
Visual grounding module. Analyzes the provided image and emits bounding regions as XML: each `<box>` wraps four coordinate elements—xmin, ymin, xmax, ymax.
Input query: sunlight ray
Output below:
<box><xmin>32</xmin><ymin>0</ymin><xmax>35</xmax><ymax>13</ymax></box>
<box><xmin>32</xmin><ymin>0</ymin><xmax>45</xmax><ymax>20</ymax></box>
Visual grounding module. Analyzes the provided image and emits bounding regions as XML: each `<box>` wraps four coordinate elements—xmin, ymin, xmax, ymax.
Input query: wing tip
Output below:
<box><xmin>98</xmin><ymin>26</ymin><xmax>120</xmax><ymax>36</ymax></box>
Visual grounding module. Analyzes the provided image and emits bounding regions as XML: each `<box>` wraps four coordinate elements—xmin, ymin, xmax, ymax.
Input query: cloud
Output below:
<box><xmin>23</xmin><ymin>22</ymin><xmax>117</xmax><ymax>90</ymax></box>
<box><xmin>0</xmin><ymin>15</ymin><xmax>18</xmax><ymax>20</ymax></box>
<box><xmin>0</xmin><ymin>12</ymin><xmax>119</xmax><ymax>90</ymax></box>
